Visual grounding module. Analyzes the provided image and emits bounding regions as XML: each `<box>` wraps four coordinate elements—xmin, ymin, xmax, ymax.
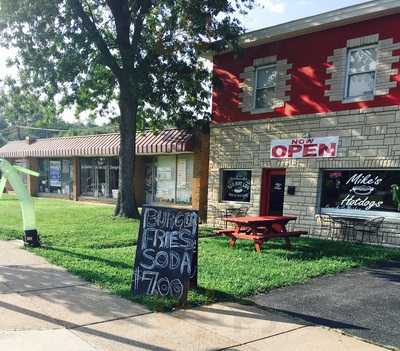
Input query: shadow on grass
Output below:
<box><xmin>198</xmin><ymin>227</ymin><xmax>220</xmax><ymax>238</ymax></box>
<box><xmin>268</xmin><ymin>238</ymin><xmax>400</xmax><ymax>265</ymax></box>
<box><xmin>207</xmin><ymin>236</ymin><xmax>400</xmax><ymax>264</ymax></box>
<box><xmin>86</xmin><ymin>240</ymin><xmax>137</xmax><ymax>249</ymax></box>
<box><xmin>28</xmin><ymin>236</ymin><xmax>400</xmax><ymax>313</ymax></box>
<box><xmin>32</xmin><ymin>245</ymin><xmax>134</xmax><ymax>270</ymax></box>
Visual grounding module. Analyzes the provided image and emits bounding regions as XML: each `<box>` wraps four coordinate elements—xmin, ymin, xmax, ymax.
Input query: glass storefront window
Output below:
<box><xmin>145</xmin><ymin>155</ymin><xmax>194</xmax><ymax>206</ymax></box>
<box><xmin>176</xmin><ymin>155</ymin><xmax>193</xmax><ymax>204</ymax></box>
<box><xmin>79</xmin><ymin>157</ymin><xmax>119</xmax><ymax>199</ymax></box>
<box><xmin>144</xmin><ymin>162</ymin><xmax>154</xmax><ymax>204</ymax></box>
<box><xmin>95</xmin><ymin>158</ymin><xmax>107</xmax><ymax>198</ymax></box>
<box><xmin>154</xmin><ymin>156</ymin><xmax>177</xmax><ymax>203</ymax></box>
<box><xmin>221</xmin><ymin>170</ymin><xmax>252</xmax><ymax>202</ymax></box>
<box><xmin>80</xmin><ymin>158</ymin><xmax>95</xmax><ymax>196</ymax></box>
<box><xmin>320</xmin><ymin>169</ymin><xmax>400</xmax><ymax>217</ymax></box>
<box><xmin>15</xmin><ymin>160</ymin><xmax>28</xmax><ymax>185</ymax></box>
<box><xmin>109</xmin><ymin>158</ymin><xmax>119</xmax><ymax>199</ymax></box>
<box><xmin>38</xmin><ymin>159</ymin><xmax>72</xmax><ymax>195</ymax></box>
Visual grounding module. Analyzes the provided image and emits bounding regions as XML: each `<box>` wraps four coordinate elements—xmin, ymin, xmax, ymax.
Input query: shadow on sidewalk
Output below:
<box><xmin>0</xmin><ymin>300</ymin><xmax>167</xmax><ymax>350</ymax></box>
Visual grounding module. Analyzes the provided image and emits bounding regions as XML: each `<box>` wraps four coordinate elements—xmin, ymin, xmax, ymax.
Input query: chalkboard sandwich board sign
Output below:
<box><xmin>132</xmin><ymin>206</ymin><xmax>199</xmax><ymax>302</ymax></box>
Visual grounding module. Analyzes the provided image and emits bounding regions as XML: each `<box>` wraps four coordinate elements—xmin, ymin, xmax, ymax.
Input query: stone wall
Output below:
<box><xmin>207</xmin><ymin>105</ymin><xmax>400</xmax><ymax>246</ymax></box>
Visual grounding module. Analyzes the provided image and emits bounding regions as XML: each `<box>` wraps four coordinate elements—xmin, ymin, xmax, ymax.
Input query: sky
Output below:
<box><xmin>0</xmin><ymin>0</ymin><xmax>371</xmax><ymax>123</ymax></box>
<box><xmin>242</xmin><ymin>0</ymin><xmax>370</xmax><ymax>31</ymax></box>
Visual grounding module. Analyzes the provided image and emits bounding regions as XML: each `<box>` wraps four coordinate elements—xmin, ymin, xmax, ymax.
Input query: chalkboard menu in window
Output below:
<box><xmin>221</xmin><ymin>170</ymin><xmax>251</xmax><ymax>202</ymax></box>
<box><xmin>132</xmin><ymin>206</ymin><xmax>198</xmax><ymax>301</ymax></box>
<box><xmin>320</xmin><ymin>170</ymin><xmax>400</xmax><ymax>213</ymax></box>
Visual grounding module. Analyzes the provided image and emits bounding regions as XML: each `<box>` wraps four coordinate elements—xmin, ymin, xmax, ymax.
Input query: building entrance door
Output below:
<box><xmin>260</xmin><ymin>169</ymin><xmax>286</xmax><ymax>216</ymax></box>
<box><xmin>95</xmin><ymin>167</ymin><xmax>107</xmax><ymax>198</ymax></box>
<box><xmin>144</xmin><ymin>163</ymin><xmax>155</xmax><ymax>203</ymax></box>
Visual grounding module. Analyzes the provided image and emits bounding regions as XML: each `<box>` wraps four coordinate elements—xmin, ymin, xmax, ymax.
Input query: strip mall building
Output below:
<box><xmin>207</xmin><ymin>0</ymin><xmax>400</xmax><ymax>245</ymax></box>
<box><xmin>0</xmin><ymin>129</ymin><xmax>209</xmax><ymax>220</ymax></box>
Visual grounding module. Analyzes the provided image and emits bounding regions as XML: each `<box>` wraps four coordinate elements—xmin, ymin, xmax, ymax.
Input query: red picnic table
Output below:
<box><xmin>217</xmin><ymin>215</ymin><xmax>307</xmax><ymax>252</ymax></box>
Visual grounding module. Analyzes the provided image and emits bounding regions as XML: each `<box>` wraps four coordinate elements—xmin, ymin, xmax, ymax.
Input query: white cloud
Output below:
<box><xmin>256</xmin><ymin>0</ymin><xmax>286</xmax><ymax>14</ymax></box>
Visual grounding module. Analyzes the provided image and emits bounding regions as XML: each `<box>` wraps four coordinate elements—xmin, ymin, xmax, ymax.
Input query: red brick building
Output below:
<box><xmin>207</xmin><ymin>0</ymin><xmax>400</xmax><ymax>245</ymax></box>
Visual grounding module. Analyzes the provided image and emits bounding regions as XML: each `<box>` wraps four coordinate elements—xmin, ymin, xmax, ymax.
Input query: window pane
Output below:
<box><xmin>349</xmin><ymin>48</ymin><xmax>376</xmax><ymax>74</ymax></box>
<box><xmin>144</xmin><ymin>161</ymin><xmax>154</xmax><ymax>203</ymax></box>
<box><xmin>154</xmin><ymin>156</ymin><xmax>176</xmax><ymax>203</ymax></box>
<box><xmin>255</xmin><ymin>87</ymin><xmax>275</xmax><ymax>109</ymax></box>
<box><xmin>221</xmin><ymin>170</ymin><xmax>251</xmax><ymax>202</ymax></box>
<box><xmin>256</xmin><ymin>67</ymin><xmax>277</xmax><ymax>89</ymax></box>
<box><xmin>80</xmin><ymin>158</ymin><xmax>95</xmax><ymax>196</ymax></box>
<box><xmin>109</xmin><ymin>158</ymin><xmax>119</xmax><ymax>199</ymax></box>
<box><xmin>38</xmin><ymin>159</ymin><xmax>49</xmax><ymax>193</ymax></box>
<box><xmin>176</xmin><ymin>155</ymin><xmax>193</xmax><ymax>204</ymax></box>
<box><xmin>49</xmin><ymin>160</ymin><xmax>62</xmax><ymax>194</ymax></box>
<box><xmin>96</xmin><ymin>168</ymin><xmax>107</xmax><ymax>197</ymax></box>
<box><xmin>348</xmin><ymin>72</ymin><xmax>375</xmax><ymax>97</ymax></box>
<box><xmin>320</xmin><ymin>170</ymin><xmax>400</xmax><ymax>213</ymax></box>
<box><xmin>15</xmin><ymin>160</ymin><xmax>28</xmax><ymax>185</ymax></box>
<box><xmin>61</xmin><ymin>160</ymin><xmax>72</xmax><ymax>195</ymax></box>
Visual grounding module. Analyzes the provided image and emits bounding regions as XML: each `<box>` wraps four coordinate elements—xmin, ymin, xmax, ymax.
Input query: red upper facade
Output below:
<box><xmin>212</xmin><ymin>12</ymin><xmax>400</xmax><ymax>124</ymax></box>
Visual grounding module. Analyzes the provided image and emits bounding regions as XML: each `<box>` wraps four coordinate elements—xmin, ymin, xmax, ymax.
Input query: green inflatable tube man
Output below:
<box><xmin>0</xmin><ymin>158</ymin><xmax>41</xmax><ymax>247</ymax></box>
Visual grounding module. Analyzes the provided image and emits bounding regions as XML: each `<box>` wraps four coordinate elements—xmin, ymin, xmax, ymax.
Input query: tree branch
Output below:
<box><xmin>68</xmin><ymin>0</ymin><xmax>122</xmax><ymax>79</ymax></box>
<box><xmin>130</xmin><ymin>1</ymin><xmax>153</xmax><ymax>64</ymax></box>
<box><xmin>106</xmin><ymin>0</ymin><xmax>133</xmax><ymax>72</ymax></box>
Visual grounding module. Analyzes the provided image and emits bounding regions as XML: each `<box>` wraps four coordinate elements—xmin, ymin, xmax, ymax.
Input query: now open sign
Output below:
<box><xmin>270</xmin><ymin>136</ymin><xmax>339</xmax><ymax>159</ymax></box>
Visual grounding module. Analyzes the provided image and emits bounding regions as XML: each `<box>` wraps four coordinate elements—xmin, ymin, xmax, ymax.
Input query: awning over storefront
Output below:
<box><xmin>0</xmin><ymin>129</ymin><xmax>193</xmax><ymax>158</ymax></box>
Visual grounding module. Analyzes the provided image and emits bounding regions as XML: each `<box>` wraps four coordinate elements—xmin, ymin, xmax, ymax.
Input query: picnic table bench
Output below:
<box><xmin>216</xmin><ymin>215</ymin><xmax>307</xmax><ymax>252</ymax></box>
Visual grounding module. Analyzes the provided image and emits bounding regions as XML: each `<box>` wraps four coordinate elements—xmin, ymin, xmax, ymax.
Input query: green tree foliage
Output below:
<box><xmin>0</xmin><ymin>77</ymin><xmax>57</xmax><ymax>129</ymax></box>
<box><xmin>0</xmin><ymin>0</ymin><xmax>253</xmax><ymax>218</ymax></box>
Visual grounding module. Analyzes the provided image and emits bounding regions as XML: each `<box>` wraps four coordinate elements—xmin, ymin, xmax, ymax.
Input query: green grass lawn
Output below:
<box><xmin>1</xmin><ymin>194</ymin><xmax>400</xmax><ymax>310</ymax></box>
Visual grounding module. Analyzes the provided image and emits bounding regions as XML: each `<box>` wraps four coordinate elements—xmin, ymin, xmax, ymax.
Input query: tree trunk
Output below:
<box><xmin>114</xmin><ymin>84</ymin><xmax>140</xmax><ymax>219</ymax></box>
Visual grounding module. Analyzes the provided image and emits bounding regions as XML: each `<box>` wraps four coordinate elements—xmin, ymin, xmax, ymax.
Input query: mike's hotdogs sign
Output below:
<box><xmin>271</xmin><ymin>136</ymin><xmax>339</xmax><ymax>159</ymax></box>
<box><xmin>321</xmin><ymin>170</ymin><xmax>400</xmax><ymax>213</ymax></box>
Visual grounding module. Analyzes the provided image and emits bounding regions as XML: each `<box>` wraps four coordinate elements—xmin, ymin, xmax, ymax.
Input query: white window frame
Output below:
<box><xmin>253</xmin><ymin>64</ymin><xmax>277</xmax><ymax>110</ymax></box>
<box><xmin>344</xmin><ymin>44</ymin><xmax>377</xmax><ymax>100</ymax></box>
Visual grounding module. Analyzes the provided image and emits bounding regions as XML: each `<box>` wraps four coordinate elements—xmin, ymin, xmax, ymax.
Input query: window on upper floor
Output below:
<box><xmin>345</xmin><ymin>45</ymin><xmax>377</xmax><ymax>99</ymax></box>
<box><xmin>240</xmin><ymin>55</ymin><xmax>291</xmax><ymax>114</ymax></box>
<box><xmin>254</xmin><ymin>65</ymin><xmax>277</xmax><ymax>109</ymax></box>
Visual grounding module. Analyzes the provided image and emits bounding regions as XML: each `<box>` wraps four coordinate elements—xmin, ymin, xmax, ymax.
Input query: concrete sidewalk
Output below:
<box><xmin>0</xmin><ymin>240</ymin><xmax>390</xmax><ymax>351</ymax></box>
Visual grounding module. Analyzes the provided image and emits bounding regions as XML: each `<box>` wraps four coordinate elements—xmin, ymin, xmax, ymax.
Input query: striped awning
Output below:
<box><xmin>0</xmin><ymin>129</ymin><xmax>193</xmax><ymax>159</ymax></box>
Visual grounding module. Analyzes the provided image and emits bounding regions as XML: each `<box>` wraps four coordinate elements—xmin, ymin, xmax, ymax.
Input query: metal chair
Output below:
<box><xmin>224</xmin><ymin>207</ymin><xmax>249</xmax><ymax>228</ymax></box>
<box><xmin>318</xmin><ymin>215</ymin><xmax>332</xmax><ymax>239</ymax></box>
<box><xmin>356</xmin><ymin>217</ymin><xmax>385</xmax><ymax>244</ymax></box>
<box><xmin>323</xmin><ymin>215</ymin><xmax>354</xmax><ymax>241</ymax></box>
<box><xmin>226</xmin><ymin>206</ymin><xmax>249</xmax><ymax>217</ymax></box>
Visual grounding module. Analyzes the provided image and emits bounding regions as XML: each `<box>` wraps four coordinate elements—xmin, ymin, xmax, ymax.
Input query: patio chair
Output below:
<box><xmin>226</xmin><ymin>206</ymin><xmax>249</xmax><ymax>217</ymax></box>
<box><xmin>223</xmin><ymin>207</ymin><xmax>249</xmax><ymax>229</ymax></box>
<box><xmin>324</xmin><ymin>215</ymin><xmax>354</xmax><ymax>241</ymax></box>
<box><xmin>318</xmin><ymin>215</ymin><xmax>332</xmax><ymax>239</ymax></box>
<box><xmin>354</xmin><ymin>217</ymin><xmax>385</xmax><ymax>244</ymax></box>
